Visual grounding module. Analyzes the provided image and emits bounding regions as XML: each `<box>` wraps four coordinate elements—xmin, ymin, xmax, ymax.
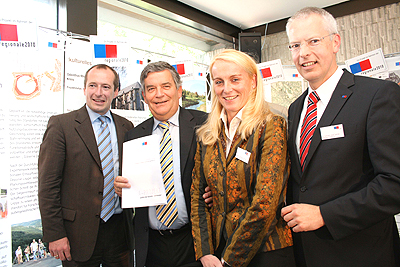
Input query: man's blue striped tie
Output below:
<box><xmin>98</xmin><ymin>116</ymin><xmax>115</xmax><ymax>222</ymax></box>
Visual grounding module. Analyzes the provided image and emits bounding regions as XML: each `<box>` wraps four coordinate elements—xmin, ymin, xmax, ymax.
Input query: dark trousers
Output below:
<box><xmin>216</xmin><ymin>236</ymin><xmax>295</xmax><ymax>267</ymax></box>
<box><xmin>249</xmin><ymin>246</ymin><xmax>296</xmax><ymax>267</ymax></box>
<box><xmin>145</xmin><ymin>224</ymin><xmax>201</xmax><ymax>267</ymax></box>
<box><xmin>63</xmin><ymin>213</ymin><xmax>132</xmax><ymax>267</ymax></box>
<box><xmin>292</xmin><ymin>232</ymin><xmax>307</xmax><ymax>267</ymax></box>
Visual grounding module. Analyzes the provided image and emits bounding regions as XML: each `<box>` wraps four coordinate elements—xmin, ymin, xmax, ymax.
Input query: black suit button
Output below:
<box><xmin>144</xmin><ymin>227</ymin><xmax>148</xmax><ymax>232</ymax></box>
<box><xmin>95</xmin><ymin>214</ymin><xmax>100</xmax><ymax>218</ymax></box>
<box><xmin>300</xmin><ymin>186</ymin><xmax>307</xmax><ymax>192</ymax></box>
<box><xmin>98</xmin><ymin>191</ymin><xmax>102</xmax><ymax>195</ymax></box>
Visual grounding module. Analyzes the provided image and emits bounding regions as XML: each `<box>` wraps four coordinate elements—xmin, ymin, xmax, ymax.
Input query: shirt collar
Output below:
<box><xmin>85</xmin><ymin>105</ymin><xmax>112</xmax><ymax>123</ymax></box>
<box><xmin>153</xmin><ymin>107</ymin><xmax>180</xmax><ymax>131</ymax></box>
<box><xmin>220</xmin><ymin>107</ymin><xmax>243</xmax><ymax>137</ymax></box>
<box><xmin>220</xmin><ymin>107</ymin><xmax>243</xmax><ymax>125</ymax></box>
<box><xmin>308</xmin><ymin>67</ymin><xmax>343</xmax><ymax>105</ymax></box>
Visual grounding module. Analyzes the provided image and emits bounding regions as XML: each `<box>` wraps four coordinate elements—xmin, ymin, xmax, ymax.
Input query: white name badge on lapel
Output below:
<box><xmin>235</xmin><ymin>147</ymin><xmax>251</xmax><ymax>164</ymax></box>
<box><xmin>320</xmin><ymin>124</ymin><xmax>345</xmax><ymax>140</ymax></box>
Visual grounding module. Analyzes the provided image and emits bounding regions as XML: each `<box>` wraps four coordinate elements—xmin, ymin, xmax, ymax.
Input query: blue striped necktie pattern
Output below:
<box><xmin>98</xmin><ymin>116</ymin><xmax>115</xmax><ymax>222</ymax></box>
<box><xmin>156</xmin><ymin>121</ymin><xmax>178</xmax><ymax>228</ymax></box>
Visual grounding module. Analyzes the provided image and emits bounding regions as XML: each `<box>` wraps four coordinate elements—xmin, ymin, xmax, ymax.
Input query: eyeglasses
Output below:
<box><xmin>288</xmin><ymin>33</ymin><xmax>335</xmax><ymax>52</ymax></box>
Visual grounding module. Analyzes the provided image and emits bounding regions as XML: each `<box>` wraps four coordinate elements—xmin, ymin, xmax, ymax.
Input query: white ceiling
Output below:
<box><xmin>178</xmin><ymin>0</ymin><xmax>349</xmax><ymax>29</ymax></box>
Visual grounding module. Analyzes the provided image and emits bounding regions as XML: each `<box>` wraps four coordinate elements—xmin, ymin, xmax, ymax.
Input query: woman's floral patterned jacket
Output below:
<box><xmin>191</xmin><ymin>115</ymin><xmax>293</xmax><ymax>267</ymax></box>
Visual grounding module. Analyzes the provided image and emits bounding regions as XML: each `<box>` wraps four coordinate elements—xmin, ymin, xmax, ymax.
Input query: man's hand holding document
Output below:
<box><xmin>121</xmin><ymin>135</ymin><xmax>167</xmax><ymax>208</ymax></box>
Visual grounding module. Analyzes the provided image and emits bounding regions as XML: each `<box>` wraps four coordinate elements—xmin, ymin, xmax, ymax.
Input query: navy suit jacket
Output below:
<box><xmin>287</xmin><ymin>69</ymin><xmax>400</xmax><ymax>266</ymax></box>
<box><xmin>124</xmin><ymin>107</ymin><xmax>207</xmax><ymax>267</ymax></box>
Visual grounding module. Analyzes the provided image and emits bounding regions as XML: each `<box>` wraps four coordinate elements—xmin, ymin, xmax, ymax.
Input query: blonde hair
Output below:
<box><xmin>197</xmin><ymin>49</ymin><xmax>272</xmax><ymax>145</ymax></box>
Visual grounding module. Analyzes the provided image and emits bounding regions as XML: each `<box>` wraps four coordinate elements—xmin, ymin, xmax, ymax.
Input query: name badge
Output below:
<box><xmin>235</xmin><ymin>147</ymin><xmax>251</xmax><ymax>164</ymax></box>
<box><xmin>320</xmin><ymin>124</ymin><xmax>345</xmax><ymax>140</ymax></box>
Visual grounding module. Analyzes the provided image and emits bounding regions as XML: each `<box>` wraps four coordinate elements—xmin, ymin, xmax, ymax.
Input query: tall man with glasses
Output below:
<box><xmin>38</xmin><ymin>64</ymin><xmax>134</xmax><ymax>266</ymax></box>
<box><xmin>281</xmin><ymin>7</ymin><xmax>400</xmax><ymax>267</ymax></box>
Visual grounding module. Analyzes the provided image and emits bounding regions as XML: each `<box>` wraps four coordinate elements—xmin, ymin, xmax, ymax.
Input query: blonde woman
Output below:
<box><xmin>191</xmin><ymin>49</ymin><xmax>294</xmax><ymax>267</ymax></box>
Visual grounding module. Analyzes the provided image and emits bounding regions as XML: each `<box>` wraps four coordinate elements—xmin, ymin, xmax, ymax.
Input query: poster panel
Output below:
<box><xmin>0</xmin><ymin>44</ymin><xmax>63</xmax><ymax>265</ymax></box>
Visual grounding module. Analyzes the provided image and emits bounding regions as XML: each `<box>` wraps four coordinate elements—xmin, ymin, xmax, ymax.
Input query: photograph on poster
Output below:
<box><xmin>12</xmin><ymin>59</ymin><xmax>62</xmax><ymax>101</ymax></box>
<box><xmin>112</xmin><ymin>81</ymin><xmax>145</xmax><ymax>111</ymax></box>
<box><xmin>11</xmin><ymin>219</ymin><xmax>61</xmax><ymax>266</ymax></box>
<box><xmin>385</xmin><ymin>55</ymin><xmax>400</xmax><ymax>86</ymax></box>
<box><xmin>181</xmin><ymin>79</ymin><xmax>207</xmax><ymax>112</ymax></box>
<box><xmin>0</xmin><ymin>189</ymin><xmax>7</xmax><ymax>219</ymax></box>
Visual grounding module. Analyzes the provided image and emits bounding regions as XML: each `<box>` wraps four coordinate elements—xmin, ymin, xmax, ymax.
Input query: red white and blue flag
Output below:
<box><xmin>90</xmin><ymin>36</ymin><xmax>130</xmax><ymax>66</ymax></box>
<box><xmin>169</xmin><ymin>59</ymin><xmax>194</xmax><ymax>81</ymax></box>
<box><xmin>350</xmin><ymin>59</ymin><xmax>372</xmax><ymax>74</ymax></box>
<box><xmin>345</xmin><ymin>48</ymin><xmax>387</xmax><ymax>77</ymax></box>
<box><xmin>94</xmin><ymin>44</ymin><xmax>117</xmax><ymax>58</ymax></box>
<box><xmin>257</xmin><ymin>59</ymin><xmax>284</xmax><ymax>84</ymax></box>
<box><xmin>0</xmin><ymin>23</ymin><xmax>18</xmax><ymax>41</ymax></box>
<box><xmin>0</xmin><ymin>18</ymin><xmax>38</xmax><ymax>50</ymax></box>
<box><xmin>260</xmin><ymin>67</ymin><xmax>272</xmax><ymax>78</ymax></box>
<box><xmin>172</xmin><ymin>63</ymin><xmax>185</xmax><ymax>75</ymax></box>
<box><xmin>48</xmin><ymin>42</ymin><xmax>57</xmax><ymax>48</ymax></box>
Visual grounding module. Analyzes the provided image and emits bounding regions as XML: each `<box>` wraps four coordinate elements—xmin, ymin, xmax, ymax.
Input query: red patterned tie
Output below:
<box><xmin>300</xmin><ymin>91</ymin><xmax>320</xmax><ymax>171</ymax></box>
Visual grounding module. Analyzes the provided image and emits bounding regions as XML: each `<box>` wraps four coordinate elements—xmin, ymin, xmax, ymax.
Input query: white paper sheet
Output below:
<box><xmin>121</xmin><ymin>134</ymin><xmax>167</xmax><ymax>208</ymax></box>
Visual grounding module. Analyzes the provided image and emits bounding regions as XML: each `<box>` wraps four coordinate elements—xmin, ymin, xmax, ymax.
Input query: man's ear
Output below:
<box><xmin>332</xmin><ymin>33</ymin><xmax>341</xmax><ymax>54</ymax></box>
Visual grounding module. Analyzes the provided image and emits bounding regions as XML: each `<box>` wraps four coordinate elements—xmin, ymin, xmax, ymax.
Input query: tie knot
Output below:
<box><xmin>99</xmin><ymin>116</ymin><xmax>108</xmax><ymax>125</ymax></box>
<box><xmin>309</xmin><ymin>91</ymin><xmax>320</xmax><ymax>104</ymax></box>
<box><xmin>159</xmin><ymin>121</ymin><xmax>170</xmax><ymax>130</ymax></box>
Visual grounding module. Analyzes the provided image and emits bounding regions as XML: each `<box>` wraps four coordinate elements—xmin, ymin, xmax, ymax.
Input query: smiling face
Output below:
<box><xmin>142</xmin><ymin>69</ymin><xmax>182</xmax><ymax>121</ymax></box>
<box><xmin>211</xmin><ymin>59</ymin><xmax>256</xmax><ymax>123</ymax></box>
<box><xmin>84</xmin><ymin>67</ymin><xmax>118</xmax><ymax>115</ymax></box>
<box><xmin>288</xmin><ymin>14</ymin><xmax>340</xmax><ymax>89</ymax></box>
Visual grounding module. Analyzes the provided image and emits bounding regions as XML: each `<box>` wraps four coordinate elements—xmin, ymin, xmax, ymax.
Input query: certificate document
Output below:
<box><xmin>121</xmin><ymin>134</ymin><xmax>167</xmax><ymax>208</ymax></box>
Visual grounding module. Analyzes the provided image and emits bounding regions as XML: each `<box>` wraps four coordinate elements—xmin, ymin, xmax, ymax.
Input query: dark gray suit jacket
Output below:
<box><xmin>287</xmin><ymin>69</ymin><xmax>400</xmax><ymax>266</ymax></box>
<box><xmin>124</xmin><ymin>107</ymin><xmax>207</xmax><ymax>267</ymax></box>
<box><xmin>38</xmin><ymin>105</ymin><xmax>134</xmax><ymax>262</ymax></box>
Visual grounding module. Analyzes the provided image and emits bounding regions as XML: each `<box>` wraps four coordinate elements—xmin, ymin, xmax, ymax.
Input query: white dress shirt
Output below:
<box><xmin>295</xmin><ymin>67</ymin><xmax>344</xmax><ymax>156</ymax></box>
<box><xmin>220</xmin><ymin>108</ymin><xmax>244</xmax><ymax>157</ymax></box>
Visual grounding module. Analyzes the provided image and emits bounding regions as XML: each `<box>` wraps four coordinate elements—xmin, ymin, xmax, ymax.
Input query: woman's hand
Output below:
<box><xmin>203</xmin><ymin>186</ymin><xmax>213</xmax><ymax>207</ymax></box>
<box><xmin>199</xmin><ymin>254</ymin><xmax>223</xmax><ymax>267</ymax></box>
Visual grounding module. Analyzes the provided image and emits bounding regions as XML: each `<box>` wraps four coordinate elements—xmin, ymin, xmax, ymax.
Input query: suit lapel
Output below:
<box><xmin>178</xmin><ymin>107</ymin><xmax>195</xmax><ymax>177</ymax></box>
<box><xmin>74</xmin><ymin>106</ymin><xmax>101</xmax><ymax>168</ymax></box>
<box><xmin>304</xmin><ymin>70</ymin><xmax>354</xmax><ymax>172</ymax></box>
<box><xmin>289</xmin><ymin>90</ymin><xmax>308</xmax><ymax>180</ymax></box>
<box><xmin>140</xmin><ymin>118</ymin><xmax>154</xmax><ymax>136</ymax></box>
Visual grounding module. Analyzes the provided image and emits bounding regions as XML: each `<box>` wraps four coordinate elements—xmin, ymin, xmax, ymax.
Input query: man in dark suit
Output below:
<box><xmin>114</xmin><ymin>61</ymin><xmax>207</xmax><ymax>267</ymax></box>
<box><xmin>281</xmin><ymin>7</ymin><xmax>400</xmax><ymax>267</ymax></box>
<box><xmin>38</xmin><ymin>64</ymin><xmax>134</xmax><ymax>266</ymax></box>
